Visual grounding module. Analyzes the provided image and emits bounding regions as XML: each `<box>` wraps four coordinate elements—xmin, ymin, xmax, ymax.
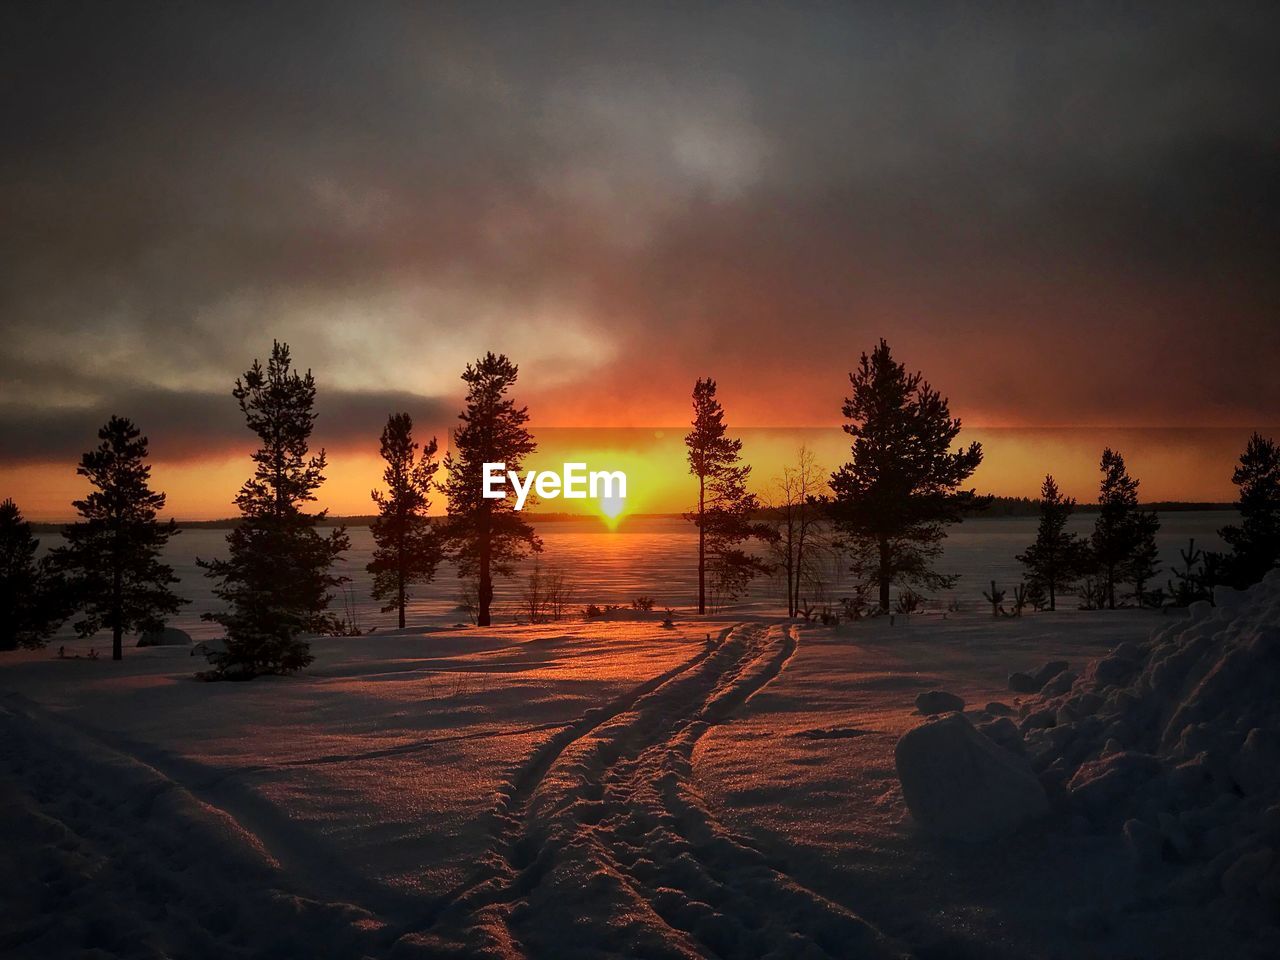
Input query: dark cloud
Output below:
<box><xmin>2</xmin><ymin>1</ymin><xmax>1277</xmax><ymax>442</ymax></box>
<box><xmin>0</xmin><ymin>387</ymin><xmax>452</xmax><ymax>464</ymax></box>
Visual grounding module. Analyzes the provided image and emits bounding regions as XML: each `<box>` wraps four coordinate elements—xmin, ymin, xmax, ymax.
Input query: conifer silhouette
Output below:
<box><xmin>441</xmin><ymin>353</ymin><xmax>541</xmax><ymax>627</ymax></box>
<box><xmin>1016</xmin><ymin>475</ymin><xmax>1087</xmax><ymax>610</ymax></box>
<box><xmin>1089</xmin><ymin>448</ymin><xmax>1159</xmax><ymax>608</ymax></box>
<box><xmin>0</xmin><ymin>499</ymin><xmax>69</xmax><ymax>649</ymax></box>
<box><xmin>830</xmin><ymin>340</ymin><xmax>986</xmax><ymax>612</ymax></box>
<box><xmin>49</xmin><ymin>417</ymin><xmax>184</xmax><ymax>660</ymax></box>
<box><xmin>684</xmin><ymin>378</ymin><xmax>774</xmax><ymax>614</ymax></box>
<box><xmin>368</xmin><ymin>413</ymin><xmax>442</xmax><ymax>629</ymax></box>
<box><xmin>198</xmin><ymin>342</ymin><xmax>349</xmax><ymax>677</ymax></box>
<box><xmin>1218</xmin><ymin>433</ymin><xmax>1280</xmax><ymax>588</ymax></box>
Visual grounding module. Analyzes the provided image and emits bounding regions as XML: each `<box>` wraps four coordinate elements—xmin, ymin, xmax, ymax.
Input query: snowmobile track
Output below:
<box><xmin>397</xmin><ymin>623</ymin><xmax>904</xmax><ymax>960</ymax></box>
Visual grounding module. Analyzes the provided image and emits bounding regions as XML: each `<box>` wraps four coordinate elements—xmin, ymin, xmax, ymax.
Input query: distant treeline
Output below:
<box><xmin>977</xmin><ymin>497</ymin><xmax>1237</xmax><ymax>517</ymax></box>
<box><xmin>28</xmin><ymin>502</ymin><xmax>1236</xmax><ymax>532</ymax></box>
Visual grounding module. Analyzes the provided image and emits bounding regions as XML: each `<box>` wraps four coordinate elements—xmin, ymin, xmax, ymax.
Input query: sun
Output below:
<box><xmin>597</xmin><ymin>493</ymin><xmax>626</xmax><ymax>529</ymax></box>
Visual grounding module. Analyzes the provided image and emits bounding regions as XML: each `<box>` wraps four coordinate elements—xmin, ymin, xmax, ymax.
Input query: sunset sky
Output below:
<box><xmin>3</xmin><ymin>3</ymin><xmax>1277</xmax><ymax>519</ymax></box>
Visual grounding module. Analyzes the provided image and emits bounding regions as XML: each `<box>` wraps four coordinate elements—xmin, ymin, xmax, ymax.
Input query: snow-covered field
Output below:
<box><xmin>2</xmin><ymin>603</ymin><xmax>1188</xmax><ymax>959</ymax></box>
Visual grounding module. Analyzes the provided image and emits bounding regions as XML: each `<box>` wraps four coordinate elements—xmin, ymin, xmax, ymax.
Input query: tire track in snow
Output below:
<box><xmin>397</xmin><ymin>628</ymin><xmax>732</xmax><ymax>931</ymax></box>
<box><xmin>396</xmin><ymin>624</ymin><xmax>906</xmax><ymax>960</ymax></box>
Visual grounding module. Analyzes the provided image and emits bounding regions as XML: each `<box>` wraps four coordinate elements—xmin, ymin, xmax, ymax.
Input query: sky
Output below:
<box><xmin>2</xmin><ymin>2</ymin><xmax>1278</xmax><ymax>519</ymax></box>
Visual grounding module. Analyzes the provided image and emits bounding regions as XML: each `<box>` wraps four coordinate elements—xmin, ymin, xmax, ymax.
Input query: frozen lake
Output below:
<box><xmin>39</xmin><ymin>511</ymin><xmax>1234</xmax><ymax>641</ymax></box>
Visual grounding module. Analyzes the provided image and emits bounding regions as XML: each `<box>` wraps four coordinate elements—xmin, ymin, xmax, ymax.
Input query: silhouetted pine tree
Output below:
<box><xmin>830</xmin><ymin>340</ymin><xmax>986</xmax><ymax>612</ymax></box>
<box><xmin>1090</xmin><ymin>448</ymin><xmax>1159</xmax><ymax>609</ymax></box>
<box><xmin>198</xmin><ymin>342</ymin><xmax>349</xmax><ymax>677</ymax></box>
<box><xmin>1015</xmin><ymin>475</ymin><xmax>1087</xmax><ymax>611</ymax></box>
<box><xmin>49</xmin><ymin>417</ymin><xmax>184</xmax><ymax>660</ymax></box>
<box><xmin>441</xmin><ymin>353</ymin><xmax>541</xmax><ymax>627</ymax></box>
<box><xmin>1218</xmin><ymin>433</ymin><xmax>1280</xmax><ymax>588</ymax></box>
<box><xmin>1168</xmin><ymin>538</ymin><xmax>1212</xmax><ymax>606</ymax></box>
<box><xmin>1127</xmin><ymin>508</ymin><xmax>1162</xmax><ymax>606</ymax></box>
<box><xmin>0</xmin><ymin>499</ymin><xmax>68</xmax><ymax>649</ymax></box>
<box><xmin>683</xmin><ymin>379</ymin><xmax>774</xmax><ymax>613</ymax></box>
<box><xmin>368</xmin><ymin>412</ymin><xmax>442</xmax><ymax>629</ymax></box>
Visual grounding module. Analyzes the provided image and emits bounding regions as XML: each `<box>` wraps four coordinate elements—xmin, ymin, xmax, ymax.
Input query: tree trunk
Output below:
<box><xmin>478</xmin><ymin>564</ymin><xmax>492</xmax><ymax>626</ymax></box>
<box><xmin>398</xmin><ymin>574</ymin><xmax>406</xmax><ymax>629</ymax></box>
<box><xmin>878</xmin><ymin>537</ymin><xmax>891</xmax><ymax>612</ymax></box>
<box><xmin>478</xmin><ymin>506</ymin><xmax>493</xmax><ymax>627</ymax></box>
<box><xmin>783</xmin><ymin>521</ymin><xmax>795</xmax><ymax>617</ymax></box>
<box><xmin>785</xmin><ymin>553</ymin><xmax>794</xmax><ymax>617</ymax></box>
<box><xmin>1048</xmin><ymin>581</ymin><xmax>1056</xmax><ymax>612</ymax></box>
<box><xmin>398</xmin><ymin>540</ymin><xmax>407</xmax><ymax>630</ymax></box>
<box><xmin>697</xmin><ymin>474</ymin><xmax>706</xmax><ymax>615</ymax></box>
<box><xmin>112</xmin><ymin>558</ymin><xmax>123</xmax><ymax>661</ymax></box>
<box><xmin>793</xmin><ymin>521</ymin><xmax>803</xmax><ymax>619</ymax></box>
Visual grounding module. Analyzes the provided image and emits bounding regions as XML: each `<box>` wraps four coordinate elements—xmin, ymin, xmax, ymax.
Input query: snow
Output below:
<box><xmin>4</xmin><ymin>590</ymin><xmax>1268</xmax><ymax>957</ymax></box>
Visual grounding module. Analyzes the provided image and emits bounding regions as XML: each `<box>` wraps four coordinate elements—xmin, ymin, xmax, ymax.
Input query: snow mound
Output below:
<box><xmin>895</xmin><ymin>712</ymin><xmax>1049</xmax><ymax>842</ymax></box>
<box><xmin>1018</xmin><ymin>569</ymin><xmax>1280</xmax><ymax>953</ymax></box>
<box><xmin>0</xmin><ymin>695</ymin><xmax>381</xmax><ymax>959</ymax></box>
<box><xmin>138</xmin><ymin>626</ymin><xmax>193</xmax><ymax>647</ymax></box>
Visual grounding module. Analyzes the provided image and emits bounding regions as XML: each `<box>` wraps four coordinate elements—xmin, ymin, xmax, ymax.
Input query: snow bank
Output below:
<box><xmin>0</xmin><ymin>694</ymin><xmax>381</xmax><ymax>959</ymax></box>
<box><xmin>1015</xmin><ymin>569</ymin><xmax>1280</xmax><ymax>954</ymax></box>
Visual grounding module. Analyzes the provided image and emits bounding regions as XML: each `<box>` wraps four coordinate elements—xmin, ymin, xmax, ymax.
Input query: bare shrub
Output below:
<box><xmin>895</xmin><ymin>588</ymin><xmax>925</xmax><ymax>615</ymax></box>
<box><xmin>458</xmin><ymin>581</ymin><xmax>480</xmax><ymax>624</ymax></box>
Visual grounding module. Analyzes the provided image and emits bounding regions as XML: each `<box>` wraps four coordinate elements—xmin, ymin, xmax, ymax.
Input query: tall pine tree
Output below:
<box><xmin>441</xmin><ymin>353</ymin><xmax>541</xmax><ymax>627</ymax></box>
<box><xmin>368</xmin><ymin>412</ymin><xmax>442</xmax><ymax>629</ymax></box>
<box><xmin>0</xmin><ymin>499</ymin><xmax>68</xmax><ymax>650</ymax></box>
<box><xmin>1090</xmin><ymin>448</ymin><xmax>1159</xmax><ymax>608</ymax></box>
<box><xmin>1016</xmin><ymin>475</ymin><xmax>1087</xmax><ymax>611</ymax></box>
<box><xmin>50</xmin><ymin>417</ymin><xmax>184</xmax><ymax>660</ymax></box>
<box><xmin>198</xmin><ymin>342</ymin><xmax>349</xmax><ymax>677</ymax></box>
<box><xmin>684</xmin><ymin>378</ymin><xmax>774</xmax><ymax>614</ymax></box>
<box><xmin>1218</xmin><ymin>433</ymin><xmax>1280</xmax><ymax>588</ymax></box>
<box><xmin>829</xmin><ymin>340</ymin><xmax>985</xmax><ymax>612</ymax></box>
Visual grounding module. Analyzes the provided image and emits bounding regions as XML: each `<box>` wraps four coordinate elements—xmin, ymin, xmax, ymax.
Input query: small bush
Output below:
<box><xmin>632</xmin><ymin>595</ymin><xmax>655</xmax><ymax>612</ymax></box>
<box><xmin>895</xmin><ymin>589</ymin><xmax>925</xmax><ymax>615</ymax></box>
<box><xmin>458</xmin><ymin>582</ymin><xmax>480</xmax><ymax>624</ymax></box>
<box><xmin>1078</xmin><ymin>578</ymin><xmax>1107</xmax><ymax>611</ymax></box>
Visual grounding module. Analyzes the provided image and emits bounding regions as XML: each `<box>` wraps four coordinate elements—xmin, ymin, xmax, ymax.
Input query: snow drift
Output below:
<box><xmin>1013</xmin><ymin>569</ymin><xmax>1280</xmax><ymax>954</ymax></box>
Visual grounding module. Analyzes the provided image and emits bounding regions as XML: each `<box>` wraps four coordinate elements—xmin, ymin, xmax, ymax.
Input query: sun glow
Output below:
<box><xmin>597</xmin><ymin>493</ymin><xmax>626</xmax><ymax>529</ymax></box>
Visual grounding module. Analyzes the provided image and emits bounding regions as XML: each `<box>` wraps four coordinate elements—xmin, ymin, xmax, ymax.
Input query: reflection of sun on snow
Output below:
<box><xmin>598</xmin><ymin>494</ymin><xmax>626</xmax><ymax>529</ymax></box>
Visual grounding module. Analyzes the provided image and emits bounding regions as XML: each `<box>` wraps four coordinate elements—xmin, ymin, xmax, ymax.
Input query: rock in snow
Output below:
<box><xmin>137</xmin><ymin>626</ymin><xmax>193</xmax><ymax>647</ymax></box>
<box><xmin>191</xmin><ymin>638</ymin><xmax>227</xmax><ymax>658</ymax></box>
<box><xmin>976</xmin><ymin>716</ymin><xmax>1025</xmax><ymax>755</ymax></box>
<box><xmin>914</xmin><ymin>689</ymin><xmax>965</xmax><ymax>714</ymax></box>
<box><xmin>1008</xmin><ymin>671</ymin><xmax>1041</xmax><ymax>694</ymax></box>
<box><xmin>895</xmin><ymin>713</ymin><xmax>1049</xmax><ymax>842</ymax></box>
<box><xmin>1231</xmin><ymin>727</ymin><xmax>1280</xmax><ymax>797</ymax></box>
<box><xmin>1033</xmin><ymin>660</ymin><xmax>1069</xmax><ymax>687</ymax></box>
